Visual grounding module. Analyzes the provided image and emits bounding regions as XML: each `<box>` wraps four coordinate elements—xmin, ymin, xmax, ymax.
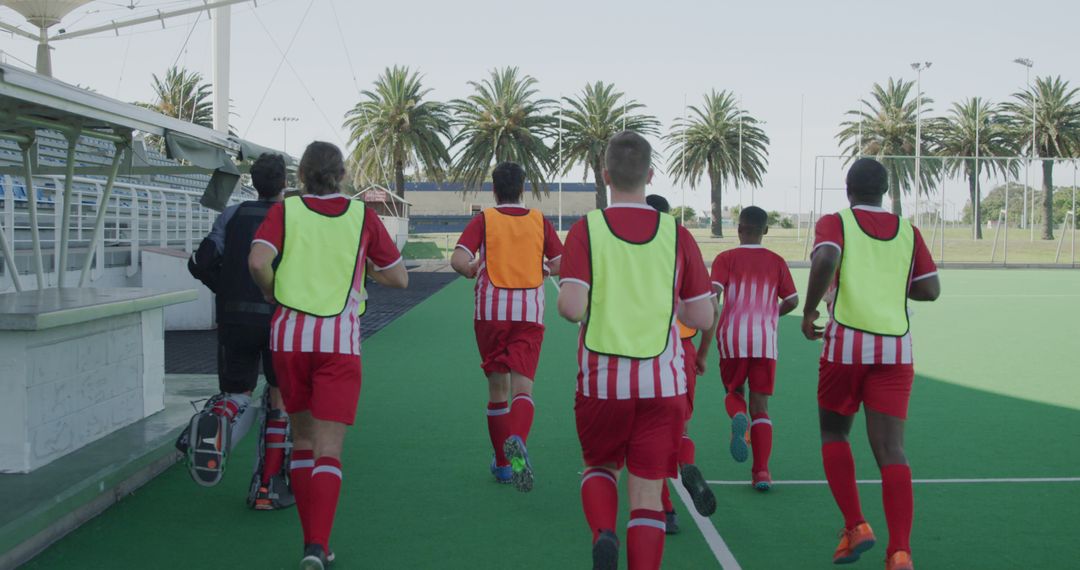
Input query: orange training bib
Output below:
<box><xmin>483</xmin><ymin>208</ymin><xmax>545</xmax><ymax>289</ymax></box>
<box><xmin>677</xmin><ymin>319</ymin><xmax>697</xmax><ymax>340</ymax></box>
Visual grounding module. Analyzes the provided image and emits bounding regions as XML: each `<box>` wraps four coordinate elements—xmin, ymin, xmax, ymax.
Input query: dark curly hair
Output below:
<box><xmin>250</xmin><ymin>153</ymin><xmax>286</xmax><ymax>199</ymax></box>
<box><xmin>299</xmin><ymin>141</ymin><xmax>346</xmax><ymax>196</ymax></box>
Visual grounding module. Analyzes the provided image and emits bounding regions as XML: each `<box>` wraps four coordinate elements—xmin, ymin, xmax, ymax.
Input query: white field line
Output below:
<box><xmin>708</xmin><ymin>477</ymin><xmax>1080</xmax><ymax>486</ymax></box>
<box><xmin>673</xmin><ymin>475</ymin><xmax>742</xmax><ymax>570</ymax></box>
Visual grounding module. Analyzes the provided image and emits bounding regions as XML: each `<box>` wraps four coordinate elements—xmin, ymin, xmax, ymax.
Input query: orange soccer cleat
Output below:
<box><xmin>833</xmin><ymin>522</ymin><xmax>876</xmax><ymax>564</ymax></box>
<box><xmin>885</xmin><ymin>551</ymin><xmax>913</xmax><ymax>570</ymax></box>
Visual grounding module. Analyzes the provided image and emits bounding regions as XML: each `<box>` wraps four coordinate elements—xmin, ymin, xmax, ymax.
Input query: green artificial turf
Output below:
<box><xmin>25</xmin><ymin>270</ymin><xmax>1080</xmax><ymax>569</ymax></box>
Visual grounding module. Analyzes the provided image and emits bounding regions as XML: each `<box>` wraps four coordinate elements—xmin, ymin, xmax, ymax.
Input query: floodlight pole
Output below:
<box><xmin>212</xmin><ymin>3</ymin><xmax>232</xmax><ymax>134</ymax></box>
<box><xmin>911</xmin><ymin>62</ymin><xmax>932</xmax><ymax>224</ymax></box>
<box><xmin>1014</xmin><ymin>58</ymin><xmax>1034</xmax><ymax>236</ymax></box>
<box><xmin>974</xmin><ymin>100</ymin><xmax>980</xmax><ymax>240</ymax></box>
<box><xmin>558</xmin><ymin>97</ymin><xmax>563</xmax><ymax>232</ymax></box>
<box><xmin>798</xmin><ymin>94</ymin><xmax>805</xmax><ymax>241</ymax></box>
<box><xmin>274</xmin><ymin>116</ymin><xmax>299</xmax><ymax>154</ymax></box>
<box><xmin>681</xmin><ymin>93</ymin><xmax>687</xmax><ymax>226</ymax></box>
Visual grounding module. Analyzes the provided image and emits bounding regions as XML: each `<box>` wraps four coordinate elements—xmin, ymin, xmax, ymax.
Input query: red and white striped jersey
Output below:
<box><xmin>253</xmin><ymin>194</ymin><xmax>403</xmax><ymax>355</ymax></box>
<box><xmin>710</xmin><ymin>246</ymin><xmax>798</xmax><ymax>360</ymax></box>
<box><xmin>813</xmin><ymin>206</ymin><xmax>937</xmax><ymax>365</ymax></box>
<box><xmin>575</xmin><ymin>320</ymin><xmax>690</xmax><ymax>398</ymax></box>
<box><xmin>560</xmin><ymin>203</ymin><xmax>714</xmax><ymax>400</ymax></box>
<box><xmin>456</xmin><ymin>205</ymin><xmax>563</xmax><ymax>325</ymax></box>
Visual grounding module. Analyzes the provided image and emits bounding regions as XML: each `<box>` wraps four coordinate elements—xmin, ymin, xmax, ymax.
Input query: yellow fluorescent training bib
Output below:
<box><xmin>583</xmin><ymin>209</ymin><xmax>678</xmax><ymax>359</ymax></box>
<box><xmin>832</xmin><ymin>208</ymin><xmax>915</xmax><ymax>337</ymax></box>
<box><xmin>483</xmin><ymin>208</ymin><xmax>545</xmax><ymax>289</ymax></box>
<box><xmin>275</xmin><ymin>196</ymin><xmax>367</xmax><ymax>318</ymax></box>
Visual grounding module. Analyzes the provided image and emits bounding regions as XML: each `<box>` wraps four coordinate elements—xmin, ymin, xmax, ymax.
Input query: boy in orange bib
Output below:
<box><xmin>451</xmin><ymin>162</ymin><xmax>563</xmax><ymax>492</ymax></box>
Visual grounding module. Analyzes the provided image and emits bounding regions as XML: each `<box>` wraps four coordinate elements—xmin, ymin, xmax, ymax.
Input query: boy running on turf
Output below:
<box><xmin>559</xmin><ymin>132</ymin><xmax>716</xmax><ymax>570</ymax></box>
<box><xmin>645</xmin><ymin>194</ymin><xmax>716</xmax><ymax>534</ymax></box>
<box><xmin>451</xmin><ymin>161</ymin><xmax>563</xmax><ymax>492</ymax></box>
<box><xmin>802</xmin><ymin>158</ymin><xmax>940</xmax><ymax>570</ymax></box>
<box><xmin>249</xmin><ymin>142</ymin><xmax>408</xmax><ymax>570</ymax></box>
<box><xmin>706</xmin><ymin>206</ymin><xmax>798</xmax><ymax>491</ymax></box>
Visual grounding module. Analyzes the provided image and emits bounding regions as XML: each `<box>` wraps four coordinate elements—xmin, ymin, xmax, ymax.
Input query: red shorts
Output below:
<box><xmin>818</xmin><ymin>361</ymin><xmax>914</xmax><ymax>419</ymax></box>
<box><xmin>474</xmin><ymin>320</ymin><xmax>545</xmax><ymax>379</ymax></box>
<box><xmin>271</xmin><ymin>351</ymin><xmax>362</xmax><ymax>425</ymax></box>
<box><xmin>681</xmin><ymin>338</ymin><xmax>698</xmax><ymax>413</ymax></box>
<box><xmin>720</xmin><ymin>357</ymin><xmax>777</xmax><ymax>395</ymax></box>
<box><xmin>574</xmin><ymin>393</ymin><xmax>687</xmax><ymax>480</ymax></box>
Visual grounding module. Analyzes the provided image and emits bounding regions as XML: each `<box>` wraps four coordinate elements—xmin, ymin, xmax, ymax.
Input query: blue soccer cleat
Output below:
<box><xmin>490</xmin><ymin>456</ymin><xmax>512</xmax><ymax>484</ymax></box>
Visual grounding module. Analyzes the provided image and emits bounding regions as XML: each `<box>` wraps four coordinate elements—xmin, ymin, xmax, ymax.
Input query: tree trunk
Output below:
<box><xmin>394</xmin><ymin>159</ymin><xmax>406</xmax><ymax>200</ymax></box>
<box><xmin>592</xmin><ymin>159</ymin><xmax>607</xmax><ymax>209</ymax></box>
<box><xmin>968</xmin><ymin>165</ymin><xmax>983</xmax><ymax>239</ymax></box>
<box><xmin>710</xmin><ymin>171</ymin><xmax>724</xmax><ymax>237</ymax></box>
<box><xmin>1042</xmin><ymin>159</ymin><xmax>1054</xmax><ymax>240</ymax></box>
<box><xmin>888</xmin><ymin>162</ymin><xmax>902</xmax><ymax>216</ymax></box>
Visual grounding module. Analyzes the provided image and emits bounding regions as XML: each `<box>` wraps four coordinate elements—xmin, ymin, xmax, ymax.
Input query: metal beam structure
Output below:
<box><xmin>0</xmin><ymin>62</ymin><xmax>293</xmax><ymax>289</ymax></box>
<box><xmin>48</xmin><ymin>0</ymin><xmax>254</xmax><ymax>42</ymax></box>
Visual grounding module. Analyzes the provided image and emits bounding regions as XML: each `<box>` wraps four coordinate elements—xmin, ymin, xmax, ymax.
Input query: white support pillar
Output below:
<box><xmin>212</xmin><ymin>5</ymin><xmax>232</xmax><ymax>134</ymax></box>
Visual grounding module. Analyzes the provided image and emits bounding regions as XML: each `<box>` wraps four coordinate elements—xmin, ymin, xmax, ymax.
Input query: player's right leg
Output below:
<box><xmin>505</xmin><ymin>369</ymin><xmax>538</xmax><ymax>492</ymax></box>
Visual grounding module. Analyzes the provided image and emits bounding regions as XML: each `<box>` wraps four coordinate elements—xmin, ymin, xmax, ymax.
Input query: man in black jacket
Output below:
<box><xmin>183</xmin><ymin>153</ymin><xmax>293</xmax><ymax>510</ymax></box>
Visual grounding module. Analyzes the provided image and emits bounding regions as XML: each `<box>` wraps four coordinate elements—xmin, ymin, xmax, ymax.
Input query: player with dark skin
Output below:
<box><xmin>801</xmin><ymin>189</ymin><xmax>939</xmax><ymax>468</ymax></box>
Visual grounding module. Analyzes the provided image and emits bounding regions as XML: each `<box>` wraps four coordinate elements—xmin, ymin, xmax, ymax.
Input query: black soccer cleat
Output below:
<box><xmin>592</xmin><ymin>530</ymin><xmax>619</xmax><ymax>570</ymax></box>
<box><xmin>186</xmin><ymin>409</ymin><xmax>231</xmax><ymax>487</ymax></box>
<box><xmin>299</xmin><ymin>544</ymin><xmax>329</xmax><ymax>570</ymax></box>
<box><xmin>679</xmin><ymin>464</ymin><xmax>717</xmax><ymax>517</ymax></box>
<box><xmin>503</xmin><ymin>435</ymin><xmax>534</xmax><ymax>493</ymax></box>
<box><xmin>665</xmin><ymin>510</ymin><xmax>681</xmax><ymax>535</ymax></box>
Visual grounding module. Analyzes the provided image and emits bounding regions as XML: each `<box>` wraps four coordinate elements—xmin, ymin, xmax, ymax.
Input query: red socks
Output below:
<box><xmin>627</xmin><ymin>509</ymin><xmax>666</xmax><ymax>570</ymax></box>
<box><xmin>308</xmin><ymin>457</ymin><xmax>343</xmax><ymax>552</ymax></box>
<box><xmin>487</xmin><ymin>401</ymin><xmax>511</xmax><ymax>466</ymax></box>
<box><xmin>660</xmin><ymin>482</ymin><xmax>674</xmax><ymax>513</ymax></box>
<box><xmin>289</xmin><ymin>449</ymin><xmax>315</xmax><ymax>543</ymax></box>
<box><xmin>261</xmin><ymin>418</ymin><xmax>289</xmax><ymax>485</ymax></box>
<box><xmin>881</xmin><ymin>464</ymin><xmax>913</xmax><ymax>556</ymax></box>
<box><xmin>724</xmin><ymin>391</ymin><xmax>748</xmax><ymax>418</ymax></box>
<box><xmin>581</xmin><ymin>468</ymin><xmax>618</xmax><ymax>542</ymax></box>
<box><xmin>510</xmin><ymin>394</ymin><xmax>535</xmax><ymax>442</ymax></box>
<box><xmin>750</xmin><ymin>414</ymin><xmax>773</xmax><ymax>473</ymax></box>
<box><xmin>679</xmin><ymin>434</ymin><xmax>696</xmax><ymax>466</ymax></box>
<box><xmin>822</xmin><ymin>441</ymin><xmax>865</xmax><ymax>529</ymax></box>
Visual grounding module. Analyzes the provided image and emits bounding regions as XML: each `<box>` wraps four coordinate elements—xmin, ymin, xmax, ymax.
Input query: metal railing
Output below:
<box><xmin>1</xmin><ymin>174</ymin><xmax>248</xmax><ymax>290</ymax></box>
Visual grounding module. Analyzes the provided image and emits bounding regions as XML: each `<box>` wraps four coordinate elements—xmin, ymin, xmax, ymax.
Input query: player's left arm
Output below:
<box><xmin>907</xmin><ymin>228</ymin><xmax>940</xmax><ymax>302</ymax></box>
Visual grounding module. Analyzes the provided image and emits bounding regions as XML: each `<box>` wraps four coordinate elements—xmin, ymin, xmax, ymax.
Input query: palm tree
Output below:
<box><xmin>1001</xmin><ymin>76</ymin><xmax>1080</xmax><ymax>239</ymax></box>
<box><xmin>928</xmin><ymin>98</ymin><xmax>1018</xmax><ymax>239</ymax></box>
<box><xmin>558</xmin><ymin>82</ymin><xmax>660</xmax><ymax>208</ymax></box>
<box><xmin>343</xmin><ymin>66</ymin><xmax>452</xmax><ymax>199</ymax></box>
<box><xmin>449</xmin><ymin>67</ymin><xmax>555</xmax><ymax>197</ymax></box>
<box><xmin>137</xmin><ymin>67</ymin><xmax>214</xmax><ymax>151</ymax></box>
<box><xmin>665</xmin><ymin>90</ymin><xmax>769</xmax><ymax>237</ymax></box>
<box><xmin>837</xmin><ymin>78</ymin><xmax>939</xmax><ymax>215</ymax></box>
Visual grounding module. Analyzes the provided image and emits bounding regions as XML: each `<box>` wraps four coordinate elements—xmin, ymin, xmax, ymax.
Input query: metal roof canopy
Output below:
<box><xmin>0</xmin><ymin>62</ymin><xmax>294</xmax><ymax>291</ymax></box>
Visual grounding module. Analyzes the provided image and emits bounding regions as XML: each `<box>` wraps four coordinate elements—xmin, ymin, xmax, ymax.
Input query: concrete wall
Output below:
<box><xmin>0</xmin><ymin>309</ymin><xmax>166</xmax><ymax>473</ymax></box>
<box><xmin>140</xmin><ymin>248</ymin><xmax>215</xmax><ymax>331</ymax></box>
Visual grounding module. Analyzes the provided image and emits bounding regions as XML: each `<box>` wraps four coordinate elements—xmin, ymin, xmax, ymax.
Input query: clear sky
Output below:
<box><xmin>1</xmin><ymin>0</ymin><xmax>1077</xmax><ymax>216</ymax></box>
